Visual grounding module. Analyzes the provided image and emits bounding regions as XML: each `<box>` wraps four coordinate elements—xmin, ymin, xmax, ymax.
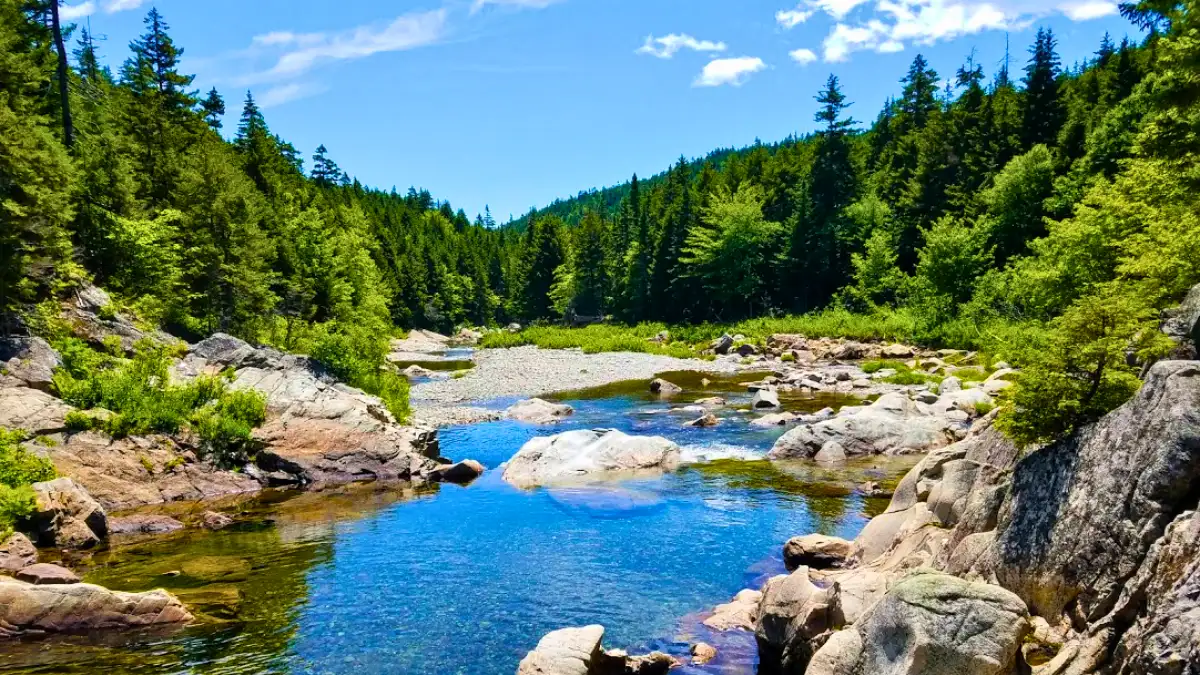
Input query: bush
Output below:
<box><xmin>861</xmin><ymin>360</ymin><xmax>909</xmax><ymax>374</ymax></box>
<box><xmin>64</xmin><ymin>410</ymin><xmax>96</xmax><ymax>432</ymax></box>
<box><xmin>0</xmin><ymin>428</ymin><xmax>56</xmax><ymax>539</ymax></box>
<box><xmin>0</xmin><ymin>485</ymin><xmax>37</xmax><ymax>540</ymax></box>
<box><xmin>192</xmin><ymin>389</ymin><xmax>267</xmax><ymax>467</ymax></box>
<box><xmin>311</xmin><ymin>326</ymin><xmax>411</xmax><ymax>423</ymax></box>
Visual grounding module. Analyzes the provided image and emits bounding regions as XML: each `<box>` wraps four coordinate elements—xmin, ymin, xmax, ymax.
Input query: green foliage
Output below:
<box><xmin>0</xmin><ymin>428</ymin><xmax>57</xmax><ymax>488</ymax></box>
<box><xmin>64</xmin><ymin>410</ymin><xmax>97</xmax><ymax>431</ymax></box>
<box><xmin>0</xmin><ymin>485</ymin><xmax>37</xmax><ymax>540</ymax></box>
<box><xmin>996</xmin><ymin>284</ymin><xmax>1173</xmax><ymax>445</ymax></box>
<box><xmin>310</xmin><ymin>327</ymin><xmax>410</xmax><ymax>422</ymax></box>
<box><xmin>861</xmin><ymin>360</ymin><xmax>909</xmax><ymax>374</ymax></box>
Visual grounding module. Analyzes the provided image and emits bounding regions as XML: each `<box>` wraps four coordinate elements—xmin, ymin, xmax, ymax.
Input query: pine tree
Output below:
<box><xmin>900</xmin><ymin>55</ymin><xmax>940</xmax><ymax>131</ymax></box>
<box><xmin>649</xmin><ymin>157</ymin><xmax>695</xmax><ymax>321</ymax></box>
<box><xmin>201</xmin><ymin>88</ymin><xmax>225</xmax><ymax>131</ymax></box>
<box><xmin>121</xmin><ymin>8</ymin><xmax>198</xmax><ymax>206</ymax></box>
<box><xmin>311</xmin><ymin>144</ymin><xmax>342</xmax><ymax>186</ymax></box>
<box><xmin>572</xmin><ymin>209</ymin><xmax>610</xmax><ymax>316</ymax></box>
<box><xmin>1022</xmin><ymin>28</ymin><xmax>1065</xmax><ymax>149</ymax></box>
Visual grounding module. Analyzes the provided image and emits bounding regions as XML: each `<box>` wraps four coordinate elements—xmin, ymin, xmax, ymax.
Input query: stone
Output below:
<box><xmin>690</xmin><ymin>642</ymin><xmax>717</xmax><ymax>665</ymax></box>
<box><xmin>737</xmin><ymin>343</ymin><xmax>760</xmax><ymax>357</ymax></box>
<box><xmin>703</xmin><ymin>588</ymin><xmax>762</xmax><ymax>631</ymax></box>
<box><xmin>15</xmin><ymin>563</ymin><xmax>80</xmax><ymax>585</ymax></box>
<box><xmin>29</xmin><ymin>478</ymin><xmax>108</xmax><ymax>549</ymax></box>
<box><xmin>0</xmin><ymin>337</ymin><xmax>61</xmax><ymax>392</ymax></box>
<box><xmin>503</xmin><ymin>429</ymin><xmax>681</xmax><ymax>488</ymax></box>
<box><xmin>0</xmin><ymin>533</ymin><xmax>38</xmax><ymax>573</ymax></box>
<box><xmin>0</xmin><ymin>577</ymin><xmax>192</xmax><ymax>636</ymax></box>
<box><xmin>770</xmin><ymin>394</ymin><xmax>959</xmax><ymax>459</ymax></box>
<box><xmin>755</xmin><ymin>568</ymin><xmax>839</xmax><ymax>672</ymax></box>
<box><xmin>507</xmin><ymin>398</ymin><xmax>575</xmax><ymax>424</ymax></box>
<box><xmin>880</xmin><ymin>344</ymin><xmax>915</xmax><ymax>358</ymax></box>
<box><xmin>940</xmin><ymin>375</ymin><xmax>962</xmax><ymax>393</ymax></box>
<box><xmin>201</xmin><ymin>511</ymin><xmax>234</xmax><ymax>530</ymax></box>
<box><xmin>805</xmin><ymin>571</ymin><xmax>1029</xmax><ymax>675</ymax></box>
<box><xmin>813</xmin><ymin>441</ymin><xmax>847</xmax><ymax>463</ymax></box>
<box><xmin>783</xmin><ymin>534</ymin><xmax>858</xmax><ymax>571</ymax></box>
<box><xmin>851</xmin><ymin>379</ymin><xmax>872</xmax><ymax>388</ymax></box>
<box><xmin>915</xmin><ymin>391</ymin><xmax>939</xmax><ymax>404</ymax></box>
<box><xmin>710</xmin><ymin>334</ymin><xmax>734</xmax><ymax>355</ymax></box>
<box><xmin>684</xmin><ymin>413</ymin><xmax>719</xmax><ymax>428</ymax></box>
<box><xmin>517</xmin><ymin>625</ymin><xmax>604</xmax><ymax>675</ymax></box>
<box><xmin>431</xmin><ymin>459</ymin><xmax>486</xmax><ymax>484</ymax></box>
<box><xmin>108</xmin><ymin>515</ymin><xmax>186</xmax><ymax>536</ymax></box>
<box><xmin>649</xmin><ymin>378</ymin><xmax>682</xmax><ymax>396</ymax></box>
<box><xmin>694</xmin><ymin>397</ymin><xmax>726</xmax><ymax>407</ymax></box>
<box><xmin>0</xmin><ymin>387</ymin><xmax>72</xmax><ymax>435</ymax></box>
<box><xmin>751</xmin><ymin>389</ymin><xmax>780</xmax><ymax>409</ymax></box>
<box><xmin>402</xmin><ymin>365</ymin><xmax>438</xmax><ymax>379</ymax></box>
<box><xmin>1163</xmin><ymin>283</ymin><xmax>1200</xmax><ymax>358</ymax></box>
<box><xmin>751</xmin><ymin>412</ymin><xmax>799</xmax><ymax>428</ymax></box>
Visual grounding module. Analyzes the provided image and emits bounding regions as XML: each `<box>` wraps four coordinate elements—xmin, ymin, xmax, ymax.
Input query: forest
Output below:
<box><xmin>2</xmin><ymin>0</ymin><xmax>1199</xmax><ymax>443</ymax></box>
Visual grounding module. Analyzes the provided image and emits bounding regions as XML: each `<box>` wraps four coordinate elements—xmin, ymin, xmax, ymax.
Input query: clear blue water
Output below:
<box><xmin>3</xmin><ymin>375</ymin><xmax>910</xmax><ymax>675</ymax></box>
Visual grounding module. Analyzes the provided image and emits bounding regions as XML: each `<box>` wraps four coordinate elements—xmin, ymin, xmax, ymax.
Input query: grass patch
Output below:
<box><xmin>861</xmin><ymin>360</ymin><xmax>909</xmax><ymax>374</ymax></box>
<box><xmin>881</xmin><ymin>370</ymin><xmax>943</xmax><ymax>386</ymax></box>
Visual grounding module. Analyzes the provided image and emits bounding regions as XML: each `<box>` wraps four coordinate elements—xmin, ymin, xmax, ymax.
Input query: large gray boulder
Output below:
<box><xmin>0</xmin><ymin>577</ymin><xmax>192</xmax><ymax>637</ymax></box>
<box><xmin>0</xmin><ymin>533</ymin><xmax>37</xmax><ymax>573</ymax></box>
<box><xmin>507</xmin><ymin>398</ymin><xmax>574</xmax><ymax>424</ymax></box>
<box><xmin>1163</xmin><ymin>283</ymin><xmax>1200</xmax><ymax>358</ymax></box>
<box><xmin>754</xmin><ymin>568</ymin><xmax>840</xmax><ymax>673</ymax></box>
<box><xmin>503</xmin><ymin>429</ymin><xmax>680</xmax><ymax>489</ymax></box>
<box><xmin>783</xmin><ymin>534</ymin><xmax>858</xmax><ymax>571</ymax></box>
<box><xmin>29</xmin><ymin>478</ymin><xmax>108</xmax><ymax>549</ymax></box>
<box><xmin>806</xmin><ymin>571</ymin><xmax>1029</xmax><ymax>675</ymax></box>
<box><xmin>0</xmin><ymin>337</ymin><xmax>60</xmax><ymax>392</ymax></box>
<box><xmin>517</xmin><ymin>625</ymin><xmax>604</xmax><ymax>675</ymax></box>
<box><xmin>769</xmin><ymin>393</ymin><xmax>960</xmax><ymax>459</ymax></box>
<box><xmin>703</xmin><ymin>588</ymin><xmax>762</xmax><ymax>631</ymax></box>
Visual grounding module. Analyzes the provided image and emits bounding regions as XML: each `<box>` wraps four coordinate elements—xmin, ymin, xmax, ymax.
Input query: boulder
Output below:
<box><xmin>431</xmin><ymin>459</ymin><xmax>486</xmax><ymax>484</ymax></box>
<box><xmin>813</xmin><ymin>441</ymin><xmax>847</xmax><ymax>463</ymax></box>
<box><xmin>507</xmin><ymin>399</ymin><xmax>575</xmax><ymax>424</ymax></box>
<box><xmin>0</xmin><ymin>387</ymin><xmax>72</xmax><ymax>435</ymax></box>
<box><xmin>1163</xmin><ymin>283</ymin><xmax>1200</xmax><ymax>358</ymax></box>
<box><xmin>755</xmin><ymin>568</ymin><xmax>839</xmax><ymax>672</ymax></box>
<box><xmin>684</xmin><ymin>413</ymin><xmax>719</xmax><ymax>428</ymax></box>
<box><xmin>29</xmin><ymin>478</ymin><xmax>108</xmax><ymax>549</ymax></box>
<box><xmin>15</xmin><ymin>563</ymin><xmax>80</xmax><ymax>585</ymax></box>
<box><xmin>751</xmin><ymin>389</ymin><xmax>781</xmax><ymax>409</ymax></box>
<box><xmin>0</xmin><ymin>533</ymin><xmax>37</xmax><ymax>573</ymax></box>
<box><xmin>517</xmin><ymin>625</ymin><xmax>604</xmax><ymax>675</ymax></box>
<box><xmin>880</xmin><ymin>344</ymin><xmax>915</xmax><ymax>358</ymax></box>
<box><xmin>649</xmin><ymin>378</ymin><xmax>682</xmax><ymax>396</ymax></box>
<box><xmin>805</xmin><ymin>571</ymin><xmax>1029</xmax><ymax>675</ymax></box>
<box><xmin>108</xmin><ymin>514</ymin><xmax>185</xmax><ymax>536</ymax></box>
<box><xmin>770</xmin><ymin>393</ymin><xmax>959</xmax><ymax>459</ymax></box>
<box><xmin>503</xmin><ymin>430</ymin><xmax>680</xmax><ymax>488</ymax></box>
<box><xmin>0</xmin><ymin>577</ymin><xmax>192</xmax><ymax>637</ymax></box>
<box><xmin>751</xmin><ymin>412</ymin><xmax>799</xmax><ymax>428</ymax></box>
<box><xmin>62</xmin><ymin>286</ymin><xmax>179</xmax><ymax>356</ymax></box>
<box><xmin>710</xmin><ymin>334</ymin><xmax>734</xmax><ymax>355</ymax></box>
<box><xmin>783</xmin><ymin>534</ymin><xmax>858</xmax><ymax>571</ymax></box>
<box><xmin>939</xmin><ymin>375</ymin><xmax>962</xmax><ymax>393</ymax></box>
<box><xmin>0</xmin><ymin>337</ymin><xmax>61</xmax><ymax>392</ymax></box>
<box><xmin>690</xmin><ymin>642</ymin><xmax>717</xmax><ymax>665</ymax></box>
<box><xmin>703</xmin><ymin>588</ymin><xmax>762</xmax><ymax>631</ymax></box>
<box><xmin>402</xmin><ymin>365</ymin><xmax>438</xmax><ymax>379</ymax></box>
<box><xmin>737</xmin><ymin>343</ymin><xmax>760</xmax><ymax>357</ymax></box>
<box><xmin>694</xmin><ymin>397</ymin><xmax>726</xmax><ymax>407</ymax></box>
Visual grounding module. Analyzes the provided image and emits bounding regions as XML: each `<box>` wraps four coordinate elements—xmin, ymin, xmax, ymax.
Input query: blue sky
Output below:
<box><xmin>63</xmin><ymin>0</ymin><xmax>1137</xmax><ymax>221</ymax></box>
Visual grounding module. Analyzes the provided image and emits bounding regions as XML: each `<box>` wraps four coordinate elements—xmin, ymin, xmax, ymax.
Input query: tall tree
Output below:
<box><xmin>1023</xmin><ymin>28</ymin><xmax>1065</xmax><ymax>149</ymax></box>
<box><xmin>649</xmin><ymin>157</ymin><xmax>695</xmax><ymax>321</ymax></box>
<box><xmin>201</xmin><ymin>87</ymin><xmax>225</xmax><ymax>131</ymax></box>
<box><xmin>48</xmin><ymin>0</ymin><xmax>73</xmax><ymax>147</ymax></box>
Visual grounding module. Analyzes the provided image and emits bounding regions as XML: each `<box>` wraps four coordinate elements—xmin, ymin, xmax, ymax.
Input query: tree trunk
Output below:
<box><xmin>50</xmin><ymin>0</ymin><xmax>74</xmax><ymax>148</ymax></box>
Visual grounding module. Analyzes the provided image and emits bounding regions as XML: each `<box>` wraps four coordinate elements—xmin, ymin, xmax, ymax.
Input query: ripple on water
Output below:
<box><xmin>3</xmin><ymin>379</ymin><xmax>918</xmax><ymax>675</ymax></box>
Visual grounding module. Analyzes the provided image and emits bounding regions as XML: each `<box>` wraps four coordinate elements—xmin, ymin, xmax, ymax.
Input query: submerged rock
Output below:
<box><xmin>15</xmin><ymin>563</ymin><xmax>80</xmax><ymax>586</ymax></box>
<box><xmin>0</xmin><ymin>577</ymin><xmax>192</xmax><ymax>637</ymax></box>
<box><xmin>703</xmin><ymin>588</ymin><xmax>762</xmax><ymax>631</ymax></box>
<box><xmin>503</xmin><ymin>429</ymin><xmax>680</xmax><ymax>488</ymax></box>
<box><xmin>649</xmin><ymin>378</ymin><xmax>682</xmax><ymax>396</ymax></box>
<box><xmin>507</xmin><ymin>398</ymin><xmax>574</xmax><ymax>424</ymax></box>
<box><xmin>515</xmin><ymin>625</ymin><xmax>676</xmax><ymax>675</ymax></box>
<box><xmin>684</xmin><ymin>413</ymin><xmax>719</xmax><ymax>428</ymax></box>
<box><xmin>200</xmin><ymin>511</ymin><xmax>234</xmax><ymax>531</ymax></box>
<box><xmin>751</xmin><ymin>389</ymin><xmax>781</xmax><ymax>409</ymax></box>
<box><xmin>690</xmin><ymin>642</ymin><xmax>717</xmax><ymax>665</ymax></box>
<box><xmin>108</xmin><ymin>514</ymin><xmax>186</xmax><ymax>536</ymax></box>
<box><xmin>431</xmin><ymin>459</ymin><xmax>486</xmax><ymax>484</ymax></box>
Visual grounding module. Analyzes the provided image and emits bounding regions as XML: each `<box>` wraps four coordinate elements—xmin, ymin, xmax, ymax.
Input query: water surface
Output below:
<box><xmin>1</xmin><ymin>376</ymin><xmax>914</xmax><ymax>675</ymax></box>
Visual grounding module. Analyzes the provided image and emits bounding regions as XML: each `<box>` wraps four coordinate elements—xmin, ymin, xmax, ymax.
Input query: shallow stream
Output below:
<box><xmin>1</xmin><ymin>372</ymin><xmax>916</xmax><ymax>675</ymax></box>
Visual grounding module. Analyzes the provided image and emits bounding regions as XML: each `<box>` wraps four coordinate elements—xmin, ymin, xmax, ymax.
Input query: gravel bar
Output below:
<box><xmin>410</xmin><ymin>345</ymin><xmax>737</xmax><ymax>414</ymax></box>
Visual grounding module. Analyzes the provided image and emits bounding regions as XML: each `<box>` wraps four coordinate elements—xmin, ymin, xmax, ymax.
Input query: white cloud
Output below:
<box><xmin>263</xmin><ymin>9</ymin><xmax>448</xmax><ymax>80</ymax></box>
<box><xmin>789</xmin><ymin>48</ymin><xmax>819</xmax><ymax>64</ymax></box>
<box><xmin>59</xmin><ymin>0</ymin><xmax>142</xmax><ymax>19</ymax></box>
<box><xmin>1058</xmin><ymin>1</ymin><xmax>1118</xmax><ymax>20</ymax></box>
<box><xmin>59</xmin><ymin>2</ymin><xmax>95</xmax><ymax>19</ymax></box>
<box><xmin>776</xmin><ymin>7</ymin><xmax>815</xmax><ymax>27</ymax></box>
<box><xmin>636</xmin><ymin>33</ymin><xmax>727</xmax><ymax>59</ymax></box>
<box><xmin>694</xmin><ymin>56</ymin><xmax>767</xmax><ymax>87</ymax></box>
<box><xmin>258</xmin><ymin>82</ymin><xmax>326</xmax><ymax>108</ymax></box>
<box><xmin>813</xmin><ymin>0</ymin><xmax>1113</xmax><ymax>62</ymax></box>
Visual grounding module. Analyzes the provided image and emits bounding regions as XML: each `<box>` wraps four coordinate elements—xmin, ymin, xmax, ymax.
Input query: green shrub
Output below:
<box><xmin>0</xmin><ymin>429</ymin><xmax>57</xmax><ymax>488</ymax></box>
<box><xmin>780</xmin><ymin>352</ymin><xmax>796</xmax><ymax>362</ymax></box>
<box><xmin>311</xmin><ymin>326</ymin><xmax>410</xmax><ymax>423</ymax></box>
<box><xmin>64</xmin><ymin>410</ymin><xmax>96</xmax><ymax>432</ymax></box>
<box><xmin>0</xmin><ymin>485</ymin><xmax>37</xmax><ymax>540</ymax></box>
<box><xmin>861</xmin><ymin>360</ymin><xmax>910</xmax><ymax>374</ymax></box>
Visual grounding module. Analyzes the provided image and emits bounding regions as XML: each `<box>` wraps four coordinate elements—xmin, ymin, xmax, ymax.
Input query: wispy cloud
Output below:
<box><xmin>470</xmin><ymin>0</ymin><xmax>564</xmax><ymax>14</ymax></box>
<box><xmin>259</xmin><ymin>82</ymin><xmax>326</xmax><ymax>108</ymax></box>
<box><xmin>776</xmin><ymin>7</ymin><xmax>815</xmax><ymax>27</ymax></box>
<box><xmin>636</xmin><ymin>33</ymin><xmax>728</xmax><ymax>59</ymax></box>
<box><xmin>789</xmin><ymin>48</ymin><xmax>819</xmax><ymax>65</ymax></box>
<box><xmin>60</xmin><ymin>0</ymin><xmax>143</xmax><ymax>20</ymax></box>
<box><xmin>263</xmin><ymin>9</ymin><xmax>448</xmax><ymax>80</ymax></box>
<box><xmin>694</xmin><ymin>56</ymin><xmax>767</xmax><ymax>87</ymax></box>
<box><xmin>1059</xmin><ymin>1</ymin><xmax>1118</xmax><ymax>20</ymax></box>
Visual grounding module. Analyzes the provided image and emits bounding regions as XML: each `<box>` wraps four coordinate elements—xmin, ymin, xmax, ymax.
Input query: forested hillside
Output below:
<box><xmin>4</xmin><ymin>0</ymin><xmax>1199</xmax><ymax>444</ymax></box>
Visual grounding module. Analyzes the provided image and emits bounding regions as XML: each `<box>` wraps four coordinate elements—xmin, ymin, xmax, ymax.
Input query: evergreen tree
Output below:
<box><xmin>201</xmin><ymin>88</ymin><xmax>225</xmax><ymax>131</ymax></box>
<box><xmin>312</xmin><ymin>144</ymin><xmax>342</xmax><ymax>186</ymax></box>
<box><xmin>649</xmin><ymin>157</ymin><xmax>694</xmax><ymax>321</ymax></box>
<box><xmin>1023</xmin><ymin>28</ymin><xmax>1065</xmax><ymax>149</ymax></box>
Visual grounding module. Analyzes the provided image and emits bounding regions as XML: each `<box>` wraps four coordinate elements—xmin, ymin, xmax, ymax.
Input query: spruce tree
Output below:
<box><xmin>649</xmin><ymin>158</ymin><xmax>694</xmax><ymax>321</ymax></box>
<box><xmin>1022</xmin><ymin>28</ymin><xmax>1065</xmax><ymax>149</ymax></box>
<box><xmin>201</xmin><ymin>88</ymin><xmax>225</xmax><ymax>131</ymax></box>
